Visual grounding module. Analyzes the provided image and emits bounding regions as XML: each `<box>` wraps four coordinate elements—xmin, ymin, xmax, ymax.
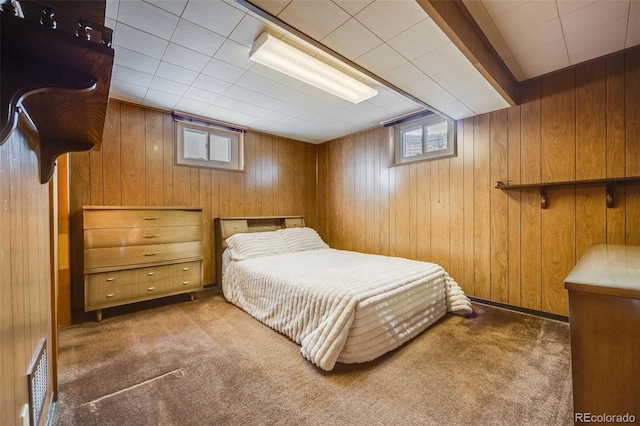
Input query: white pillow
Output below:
<box><xmin>225</xmin><ymin>231</ymin><xmax>290</xmax><ymax>261</ymax></box>
<box><xmin>277</xmin><ymin>227</ymin><xmax>329</xmax><ymax>252</ymax></box>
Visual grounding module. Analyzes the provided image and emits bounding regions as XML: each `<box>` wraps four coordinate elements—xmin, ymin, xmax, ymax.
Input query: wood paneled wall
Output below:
<box><xmin>0</xmin><ymin>117</ymin><xmax>54</xmax><ymax>425</ymax></box>
<box><xmin>317</xmin><ymin>47</ymin><xmax>640</xmax><ymax>316</ymax></box>
<box><xmin>69</xmin><ymin>101</ymin><xmax>317</xmax><ymax>310</ymax></box>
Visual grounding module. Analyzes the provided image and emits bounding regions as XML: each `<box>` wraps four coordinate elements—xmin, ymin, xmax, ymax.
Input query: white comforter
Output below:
<box><xmin>223</xmin><ymin>248</ymin><xmax>472</xmax><ymax>371</ymax></box>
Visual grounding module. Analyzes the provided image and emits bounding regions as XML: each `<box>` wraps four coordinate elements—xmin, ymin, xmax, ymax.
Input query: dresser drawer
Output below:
<box><xmin>84</xmin><ymin>208</ymin><xmax>202</xmax><ymax>229</ymax></box>
<box><xmin>85</xmin><ymin>241</ymin><xmax>203</xmax><ymax>271</ymax></box>
<box><xmin>85</xmin><ymin>270</ymin><xmax>132</xmax><ymax>289</ymax></box>
<box><xmin>170</xmin><ymin>261</ymin><xmax>201</xmax><ymax>277</ymax></box>
<box><xmin>134</xmin><ymin>279</ymin><xmax>170</xmax><ymax>298</ymax></box>
<box><xmin>170</xmin><ymin>261</ymin><xmax>202</xmax><ymax>291</ymax></box>
<box><xmin>132</xmin><ymin>265</ymin><xmax>170</xmax><ymax>283</ymax></box>
<box><xmin>85</xmin><ymin>284</ymin><xmax>132</xmax><ymax>310</ymax></box>
<box><xmin>84</xmin><ymin>225</ymin><xmax>202</xmax><ymax>249</ymax></box>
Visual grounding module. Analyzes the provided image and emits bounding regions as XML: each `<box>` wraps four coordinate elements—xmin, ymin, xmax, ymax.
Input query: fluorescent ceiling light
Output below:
<box><xmin>249</xmin><ymin>32</ymin><xmax>377</xmax><ymax>104</ymax></box>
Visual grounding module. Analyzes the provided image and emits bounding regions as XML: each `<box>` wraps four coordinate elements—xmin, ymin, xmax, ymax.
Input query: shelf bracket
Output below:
<box><xmin>540</xmin><ymin>187</ymin><xmax>547</xmax><ymax>209</ymax></box>
<box><xmin>606</xmin><ymin>183</ymin><xmax>614</xmax><ymax>208</ymax></box>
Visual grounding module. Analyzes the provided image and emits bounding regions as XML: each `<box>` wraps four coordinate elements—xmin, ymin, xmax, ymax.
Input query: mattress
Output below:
<box><xmin>222</xmin><ymin>229</ymin><xmax>472</xmax><ymax>371</ymax></box>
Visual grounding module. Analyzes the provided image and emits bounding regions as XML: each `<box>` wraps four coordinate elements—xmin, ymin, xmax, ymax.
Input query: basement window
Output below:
<box><xmin>174</xmin><ymin>112</ymin><xmax>245</xmax><ymax>171</ymax></box>
<box><xmin>386</xmin><ymin>111</ymin><xmax>456</xmax><ymax>166</ymax></box>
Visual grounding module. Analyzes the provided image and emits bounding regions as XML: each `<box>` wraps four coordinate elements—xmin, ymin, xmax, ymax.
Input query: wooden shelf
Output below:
<box><xmin>495</xmin><ymin>176</ymin><xmax>640</xmax><ymax>209</ymax></box>
<box><xmin>1</xmin><ymin>1</ymin><xmax>114</xmax><ymax>183</ymax></box>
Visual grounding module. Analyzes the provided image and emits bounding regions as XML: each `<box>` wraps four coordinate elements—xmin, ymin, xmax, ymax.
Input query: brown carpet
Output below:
<box><xmin>53</xmin><ymin>287</ymin><xmax>573</xmax><ymax>425</ymax></box>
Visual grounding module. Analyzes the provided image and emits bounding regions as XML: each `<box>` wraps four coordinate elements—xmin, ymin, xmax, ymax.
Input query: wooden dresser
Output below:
<box><xmin>564</xmin><ymin>244</ymin><xmax>640</xmax><ymax>420</ymax></box>
<box><xmin>83</xmin><ymin>206</ymin><xmax>204</xmax><ymax>321</ymax></box>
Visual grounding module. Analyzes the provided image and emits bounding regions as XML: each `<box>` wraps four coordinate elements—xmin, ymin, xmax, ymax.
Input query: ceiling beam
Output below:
<box><xmin>417</xmin><ymin>0</ymin><xmax>520</xmax><ymax>106</ymax></box>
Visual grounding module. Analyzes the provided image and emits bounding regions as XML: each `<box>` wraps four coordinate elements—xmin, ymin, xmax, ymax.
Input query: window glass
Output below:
<box><xmin>183</xmin><ymin>128</ymin><xmax>209</xmax><ymax>160</ymax></box>
<box><xmin>175</xmin><ymin>118</ymin><xmax>243</xmax><ymax>171</ymax></box>
<box><xmin>208</xmin><ymin>134</ymin><xmax>232</xmax><ymax>162</ymax></box>
<box><xmin>393</xmin><ymin>113</ymin><xmax>456</xmax><ymax>165</ymax></box>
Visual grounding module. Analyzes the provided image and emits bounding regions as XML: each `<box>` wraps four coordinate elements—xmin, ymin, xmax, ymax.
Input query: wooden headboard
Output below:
<box><xmin>214</xmin><ymin>216</ymin><xmax>305</xmax><ymax>285</ymax></box>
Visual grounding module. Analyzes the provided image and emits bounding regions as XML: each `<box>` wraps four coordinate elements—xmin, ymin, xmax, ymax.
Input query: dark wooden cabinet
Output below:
<box><xmin>1</xmin><ymin>0</ymin><xmax>114</xmax><ymax>183</ymax></box>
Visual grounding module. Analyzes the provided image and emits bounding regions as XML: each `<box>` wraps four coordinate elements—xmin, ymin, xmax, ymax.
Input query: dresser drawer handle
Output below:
<box><xmin>106</xmin><ymin>277</ymin><xmax>115</xmax><ymax>282</ymax></box>
<box><xmin>142</xmin><ymin>216</ymin><xmax>159</xmax><ymax>220</ymax></box>
<box><xmin>143</xmin><ymin>234</ymin><xmax>160</xmax><ymax>239</ymax></box>
<box><xmin>147</xmin><ymin>287</ymin><xmax>155</xmax><ymax>291</ymax></box>
<box><xmin>147</xmin><ymin>272</ymin><xmax>155</xmax><ymax>276</ymax></box>
<box><xmin>106</xmin><ymin>293</ymin><xmax>115</xmax><ymax>298</ymax></box>
<box><xmin>143</xmin><ymin>252</ymin><xmax>159</xmax><ymax>256</ymax></box>
<box><xmin>182</xmin><ymin>267</ymin><xmax>190</xmax><ymax>271</ymax></box>
<box><xmin>182</xmin><ymin>281</ymin><xmax>189</xmax><ymax>286</ymax></box>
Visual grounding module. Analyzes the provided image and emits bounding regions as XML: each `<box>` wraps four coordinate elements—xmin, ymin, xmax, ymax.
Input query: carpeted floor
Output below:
<box><xmin>53</xmin><ymin>287</ymin><xmax>573</xmax><ymax>425</ymax></box>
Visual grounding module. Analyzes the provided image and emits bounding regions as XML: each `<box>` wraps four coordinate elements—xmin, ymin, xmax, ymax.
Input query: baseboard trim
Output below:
<box><xmin>468</xmin><ymin>297</ymin><xmax>569</xmax><ymax>323</ymax></box>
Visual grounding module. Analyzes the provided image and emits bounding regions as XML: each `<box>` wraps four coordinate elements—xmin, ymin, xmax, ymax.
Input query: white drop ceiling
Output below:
<box><xmin>106</xmin><ymin>0</ymin><xmax>640</xmax><ymax>144</ymax></box>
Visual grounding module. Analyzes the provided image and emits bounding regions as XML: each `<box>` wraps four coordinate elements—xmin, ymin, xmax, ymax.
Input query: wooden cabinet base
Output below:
<box><xmin>564</xmin><ymin>244</ymin><xmax>640</xmax><ymax>421</ymax></box>
<box><xmin>92</xmin><ymin>290</ymin><xmax>198</xmax><ymax>322</ymax></box>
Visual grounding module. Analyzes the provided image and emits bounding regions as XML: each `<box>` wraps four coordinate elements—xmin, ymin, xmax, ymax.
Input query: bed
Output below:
<box><xmin>214</xmin><ymin>216</ymin><xmax>473</xmax><ymax>371</ymax></box>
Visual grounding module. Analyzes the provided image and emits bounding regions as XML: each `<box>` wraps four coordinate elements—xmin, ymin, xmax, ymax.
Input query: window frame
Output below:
<box><xmin>174</xmin><ymin>116</ymin><xmax>244</xmax><ymax>172</ymax></box>
<box><xmin>392</xmin><ymin>112</ymin><xmax>456</xmax><ymax>166</ymax></box>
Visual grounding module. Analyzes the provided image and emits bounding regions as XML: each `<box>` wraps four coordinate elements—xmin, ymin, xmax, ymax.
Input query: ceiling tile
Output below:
<box><xmin>381</xmin><ymin>62</ymin><xmax>428</xmax><ymax>87</ymax></box>
<box><xmin>214</xmin><ymin>39</ymin><xmax>255</xmax><ymax>70</ymax></box>
<box><xmin>248</xmin><ymin>62</ymin><xmax>287</xmax><ymax>82</ymax></box>
<box><xmin>182</xmin><ymin>1</ymin><xmax>246</xmax><ymax>37</ymax></box>
<box><xmin>413</xmin><ymin>43</ymin><xmax>468</xmax><ymax>76</ymax></box>
<box><xmin>202</xmin><ymin>58</ymin><xmax>247</xmax><ymax>83</ymax></box>
<box><xmin>162</xmin><ymin>43</ymin><xmax>211</xmax><ymax>72</ymax></box>
<box><xmin>434</xmin><ymin>100</ymin><xmax>474</xmax><ymax>120</ymax></box>
<box><xmin>155</xmin><ymin>61</ymin><xmax>199</xmax><ymax>85</ymax></box>
<box><xmin>402</xmin><ymin>76</ymin><xmax>445</xmax><ymax>99</ymax></box>
<box><xmin>514</xmin><ymin>39</ymin><xmax>570</xmax><ymax>79</ymax></box>
<box><xmin>149</xmin><ymin>76</ymin><xmax>189</xmax><ymax>96</ymax></box>
<box><xmin>246</xmin><ymin>0</ymin><xmax>290</xmax><ymax>16</ymax></box>
<box><xmin>387</xmin><ymin>18</ymin><xmax>450</xmax><ymax>61</ymax></box>
<box><xmin>144</xmin><ymin>0</ymin><xmax>188</xmax><ymax>16</ymax></box>
<box><xmin>229</xmin><ymin>14</ymin><xmax>283</xmax><ymax>48</ymax></box>
<box><xmin>112</xmin><ymin>64</ymin><xmax>153</xmax><ymax>87</ymax></box>
<box><xmin>192</xmin><ymin>74</ymin><xmax>233</xmax><ymax>94</ymax></box>
<box><xmin>565</xmin><ymin>16</ymin><xmax>627</xmax><ymax>64</ymax></box>
<box><xmin>560</xmin><ymin>0</ymin><xmax>629</xmax><ymax>37</ymax></box>
<box><xmin>504</xmin><ymin>18</ymin><xmax>563</xmax><ymax>55</ymax></box>
<box><xmin>116</xmin><ymin>1</ymin><xmax>179</xmax><ymax>40</ymax></box>
<box><xmin>556</xmin><ymin>0</ymin><xmax>597</xmax><ymax>16</ymax></box>
<box><xmin>278</xmin><ymin>0</ymin><xmax>350</xmax><ymax>40</ymax></box>
<box><xmin>174</xmin><ymin>97</ymin><xmax>210</xmax><ymax>115</ymax></box>
<box><xmin>110</xmin><ymin>80</ymin><xmax>147</xmax><ymax>103</ymax></box>
<box><xmin>355</xmin><ymin>43</ymin><xmax>407</xmax><ymax>75</ymax></box>
<box><xmin>476</xmin><ymin>18</ymin><xmax>504</xmax><ymax>47</ymax></box>
<box><xmin>171</xmin><ymin>19</ymin><xmax>226</xmax><ymax>57</ymax></box>
<box><xmin>216</xmin><ymin>96</ymin><xmax>268</xmax><ymax>117</ymax></box>
<box><xmin>431</xmin><ymin>62</ymin><xmax>481</xmax><ymax>90</ymax></box>
<box><xmin>114</xmin><ymin>47</ymin><xmax>160</xmax><ymax>75</ymax></box>
<box><xmin>502</xmin><ymin>56</ymin><xmax>526</xmax><ymax>81</ymax></box>
<box><xmin>479</xmin><ymin>0</ymin><xmax>522</xmax><ymax>18</ymax></box>
<box><xmin>492</xmin><ymin>1</ymin><xmax>559</xmax><ymax>38</ymax></box>
<box><xmin>106</xmin><ymin>0</ymin><xmax>119</xmax><ymax>20</ymax></box>
<box><xmin>143</xmin><ymin>89</ymin><xmax>181</xmax><ymax>110</ymax></box>
<box><xmin>355</xmin><ymin>0</ymin><xmax>427</xmax><ymax>41</ymax></box>
<box><xmin>627</xmin><ymin>4</ymin><xmax>640</xmax><ymax>48</ymax></box>
<box><xmin>234</xmin><ymin>71</ymin><xmax>278</xmax><ymax>93</ymax></box>
<box><xmin>332</xmin><ymin>0</ymin><xmax>373</xmax><ymax>16</ymax></box>
<box><xmin>113</xmin><ymin>23</ymin><xmax>169</xmax><ymax>59</ymax></box>
<box><xmin>322</xmin><ymin>18</ymin><xmax>382</xmax><ymax>59</ymax></box>
<box><xmin>183</xmin><ymin>87</ymin><xmax>221</xmax><ymax>104</ymax></box>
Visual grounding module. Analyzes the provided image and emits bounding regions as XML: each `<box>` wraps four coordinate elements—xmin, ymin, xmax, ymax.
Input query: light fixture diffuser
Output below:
<box><xmin>249</xmin><ymin>32</ymin><xmax>377</xmax><ymax>104</ymax></box>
